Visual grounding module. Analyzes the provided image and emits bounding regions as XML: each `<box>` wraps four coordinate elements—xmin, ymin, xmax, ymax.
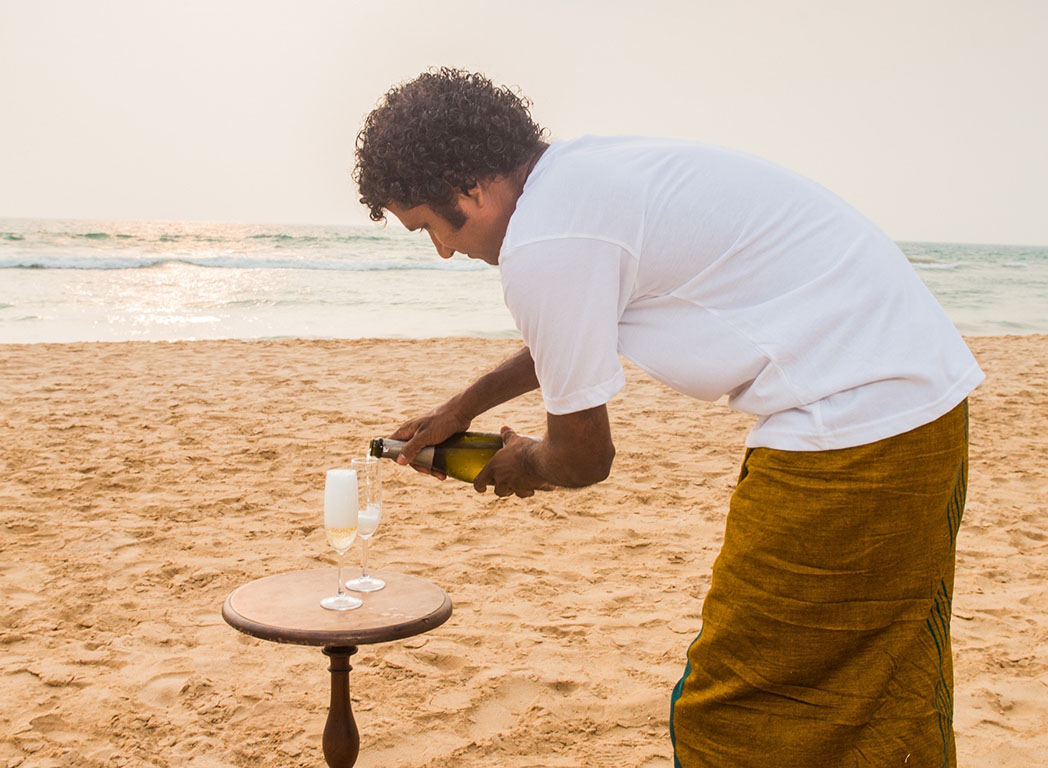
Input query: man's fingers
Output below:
<box><xmin>389</xmin><ymin>418</ymin><xmax>424</xmax><ymax>442</ymax></box>
<box><xmin>398</xmin><ymin>433</ymin><xmax>433</xmax><ymax>465</ymax></box>
<box><xmin>473</xmin><ymin>464</ymin><xmax>493</xmax><ymax>494</ymax></box>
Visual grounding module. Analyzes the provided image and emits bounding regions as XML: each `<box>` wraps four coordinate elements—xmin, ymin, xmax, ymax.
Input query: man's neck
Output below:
<box><xmin>516</xmin><ymin>143</ymin><xmax>549</xmax><ymax>190</ymax></box>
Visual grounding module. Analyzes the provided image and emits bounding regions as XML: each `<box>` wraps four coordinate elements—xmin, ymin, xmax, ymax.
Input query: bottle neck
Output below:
<box><xmin>371</xmin><ymin>438</ymin><xmax>434</xmax><ymax>470</ymax></box>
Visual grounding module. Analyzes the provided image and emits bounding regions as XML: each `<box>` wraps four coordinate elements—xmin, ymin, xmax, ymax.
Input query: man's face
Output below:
<box><xmin>385</xmin><ymin>193</ymin><xmax>503</xmax><ymax>266</ymax></box>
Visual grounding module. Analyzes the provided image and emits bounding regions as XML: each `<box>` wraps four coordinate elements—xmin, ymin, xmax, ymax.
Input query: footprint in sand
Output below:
<box><xmin>138</xmin><ymin>671</ymin><xmax>193</xmax><ymax>707</ymax></box>
<box><xmin>467</xmin><ymin>675</ymin><xmax>544</xmax><ymax>740</ymax></box>
<box><xmin>28</xmin><ymin>713</ymin><xmax>81</xmax><ymax>746</ymax></box>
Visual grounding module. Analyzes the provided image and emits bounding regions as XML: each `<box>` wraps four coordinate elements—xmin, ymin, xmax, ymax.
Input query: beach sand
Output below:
<box><xmin>1</xmin><ymin>335</ymin><xmax>1045</xmax><ymax>767</ymax></box>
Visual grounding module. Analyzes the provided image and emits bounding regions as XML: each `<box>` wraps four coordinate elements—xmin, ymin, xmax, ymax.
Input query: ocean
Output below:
<box><xmin>1</xmin><ymin>218</ymin><xmax>1045</xmax><ymax>344</ymax></box>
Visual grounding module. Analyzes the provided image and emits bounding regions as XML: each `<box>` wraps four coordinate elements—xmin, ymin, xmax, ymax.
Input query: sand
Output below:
<box><xmin>1</xmin><ymin>335</ymin><xmax>1045</xmax><ymax>767</ymax></box>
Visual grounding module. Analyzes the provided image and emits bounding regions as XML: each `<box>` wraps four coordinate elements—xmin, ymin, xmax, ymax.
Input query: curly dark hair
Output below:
<box><xmin>354</xmin><ymin>68</ymin><xmax>546</xmax><ymax>228</ymax></box>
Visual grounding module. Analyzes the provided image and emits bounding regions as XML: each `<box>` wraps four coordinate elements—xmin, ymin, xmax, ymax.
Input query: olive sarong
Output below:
<box><xmin>671</xmin><ymin>401</ymin><xmax>968</xmax><ymax>768</ymax></box>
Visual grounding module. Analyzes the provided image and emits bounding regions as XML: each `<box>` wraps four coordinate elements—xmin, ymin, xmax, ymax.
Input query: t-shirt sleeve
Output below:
<box><xmin>500</xmin><ymin>237</ymin><xmax>632</xmax><ymax>414</ymax></box>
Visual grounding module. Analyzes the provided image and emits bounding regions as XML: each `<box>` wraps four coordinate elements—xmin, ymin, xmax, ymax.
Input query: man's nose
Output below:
<box><xmin>429</xmin><ymin>230</ymin><xmax>455</xmax><ymax>259</ymax></box>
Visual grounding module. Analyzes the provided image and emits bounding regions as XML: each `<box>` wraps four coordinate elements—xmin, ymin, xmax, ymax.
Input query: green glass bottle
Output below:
<box><xmin>368</xmin><ymin>431</ymin><xmax>504</xmax><ymax>483</ymax></box>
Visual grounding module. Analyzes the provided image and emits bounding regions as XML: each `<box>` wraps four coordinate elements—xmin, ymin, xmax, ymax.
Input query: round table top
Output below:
<box><xmin>222</xmin><ymin>568</ymin><xmax>452</xmax><ymax>647</ymax></box>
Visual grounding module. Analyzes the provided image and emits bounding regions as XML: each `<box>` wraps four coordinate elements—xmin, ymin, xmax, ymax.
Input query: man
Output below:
<box><xmin>354</xmin><ymin>68</ymin><xmax>983</xmax><ymax>767</ymax></box>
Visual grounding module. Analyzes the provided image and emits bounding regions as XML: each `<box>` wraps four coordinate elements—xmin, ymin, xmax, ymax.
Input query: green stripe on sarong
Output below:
<box><xmin>670</xmin><ymin>628</ymin><xmax>701</xmax><ymax>768</ymax></box>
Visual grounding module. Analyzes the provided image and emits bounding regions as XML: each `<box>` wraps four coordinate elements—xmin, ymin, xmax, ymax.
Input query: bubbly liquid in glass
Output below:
<box><xmin>326</xmin><ymin>526</ymin><xmax>358</xmax><ymax>553</ymax></box>
<box><xmin>357</xmin><ymin>503</ymin><xmax>381</xmax><ymax>537</ymax></box>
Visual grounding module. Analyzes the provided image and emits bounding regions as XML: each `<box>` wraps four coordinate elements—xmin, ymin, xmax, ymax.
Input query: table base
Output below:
<box><xmin>323</xmin><ymin>646</ymin><xmax>360</xmax><ymax>768</ymax></box>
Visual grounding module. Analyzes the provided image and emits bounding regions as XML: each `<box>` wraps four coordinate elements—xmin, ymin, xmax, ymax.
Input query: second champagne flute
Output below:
<box><xmin>346</xmin><ymin>455</ymin><xmax>384</xmax><ymax>593</ymax></box>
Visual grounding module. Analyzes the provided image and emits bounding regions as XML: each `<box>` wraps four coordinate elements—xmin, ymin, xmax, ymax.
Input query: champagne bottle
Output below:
<box><xmin>368</xmin><ymin>431</ymin><xmax>504</xmax><ymax>483</ymax></box>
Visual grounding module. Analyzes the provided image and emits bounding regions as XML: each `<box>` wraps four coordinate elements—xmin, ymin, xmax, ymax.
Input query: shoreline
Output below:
<box><xmin>0</xmin><ymin>329</ymin><xmax>1045</xmax><ymax>348</ymax></box>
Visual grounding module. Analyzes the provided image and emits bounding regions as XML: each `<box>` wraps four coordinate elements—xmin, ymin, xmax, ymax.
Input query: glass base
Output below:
<box><xmin>320</xmin><ymin>593</ymin><xmax>363</xmax><ymax>611</ymax></box>
<box><xmin>346</xmin><ymin>574</ymin><xmax>386</xmax><ymax>593</ymax></box>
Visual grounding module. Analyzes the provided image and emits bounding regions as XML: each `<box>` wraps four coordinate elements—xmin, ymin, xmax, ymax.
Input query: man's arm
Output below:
<box><xmin>389</xmin><ymin>345</ymin><xmax>539</xmax><ymax>467</ymax></box>
<box><xmin>473</xmin><ymin>404</ymin><xmax>615</xmax><ymax>497</ymax></box>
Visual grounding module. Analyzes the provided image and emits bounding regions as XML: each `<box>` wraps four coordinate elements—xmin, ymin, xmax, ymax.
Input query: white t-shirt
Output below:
<box><xmin>499</xmin><ymin>136</ymin><xmax>984</xmax><ymax>451</ymax></box>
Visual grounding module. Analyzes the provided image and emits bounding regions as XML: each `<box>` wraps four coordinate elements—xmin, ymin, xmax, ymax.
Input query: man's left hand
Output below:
<box><xmin>473</xmin><ymin>426</ymin><xmax>552</xmax><ymax>498</ymax></box>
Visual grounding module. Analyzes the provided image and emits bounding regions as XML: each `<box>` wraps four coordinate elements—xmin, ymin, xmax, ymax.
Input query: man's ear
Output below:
<box><xmin>458</xmin><ymin>181</ymin><xmax>486</xmax><ymax>211</ymax></box>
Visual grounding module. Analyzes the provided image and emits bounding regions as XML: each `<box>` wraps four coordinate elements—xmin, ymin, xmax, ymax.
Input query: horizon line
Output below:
<box><xmin>1</xmin><ymin>214</ymin><xmax>1046</xmax><ymax>250</ymax></box>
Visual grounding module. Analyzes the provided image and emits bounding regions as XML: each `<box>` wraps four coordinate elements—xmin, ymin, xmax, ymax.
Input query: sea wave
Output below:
<box><xmin>0</xmin><ymin>254</ymin><xmax>486</xmax><ymax>272</ymax></box>
<box><xmin>912</xmin><ymin>263</ymin><xmax>960</xmax><ymax>271</ymax></box>
<box><xmin>1</xmin><ymin>229</ymin><xmax>422</xmax><ymax>251</ymax></box>
<box><xmin>247</xmin><ymin>233</ymin><xmax>318</xmax><ymax>242</ymax></box>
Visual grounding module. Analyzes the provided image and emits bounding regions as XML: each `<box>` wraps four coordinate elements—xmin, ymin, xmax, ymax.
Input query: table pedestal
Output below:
<box><xmin>323</xmin><ymin>646</ymin><xmax>360</xmax><ymax>768</ymax></box>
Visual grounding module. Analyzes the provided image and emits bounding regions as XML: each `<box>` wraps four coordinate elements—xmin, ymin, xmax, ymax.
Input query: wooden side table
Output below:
<box><xmin>222</xmin><ymin>568</ymin><xmax>452</xmax><ymax>768</ymax></box>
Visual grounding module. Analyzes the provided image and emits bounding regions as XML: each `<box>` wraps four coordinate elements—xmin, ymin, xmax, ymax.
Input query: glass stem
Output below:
<box><xmin>361</xmin><ymin>537</ymin><xmax>370</xmax><ymax>578</ymax></box>
<box><xmin>336</xmin><ymin>551</ymin><xmax>345</xmax><ymax>596</ymax></box>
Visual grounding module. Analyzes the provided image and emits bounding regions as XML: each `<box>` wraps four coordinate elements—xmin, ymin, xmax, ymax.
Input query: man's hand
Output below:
<box><xmin>389</xmin><ymin>404</ymin><xmax>472</xmax><ymax>480</ymax></box>
<box><xmin>384</xmin><ymin>345</ymin><xmax>540</xmax><ymax>481</ymax></box>
<box><xmin>473</xmin><ymin>426</ymin><xmax>552</xmax><ymax>498</ymax></box>
<box><xmin>474</xmin><ymin>404</ymin><xmax>615</xmax><ymax>496</ymax></box>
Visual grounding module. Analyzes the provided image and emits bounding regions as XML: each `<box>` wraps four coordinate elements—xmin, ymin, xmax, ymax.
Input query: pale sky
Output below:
<box><xmin>1</xmin><ymin>0</ymin><xmax>1045</xmax><ymax>245</ymax></box>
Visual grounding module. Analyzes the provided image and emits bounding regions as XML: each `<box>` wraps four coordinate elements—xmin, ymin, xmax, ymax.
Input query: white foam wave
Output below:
<box><xmin>0</xmin><ymin>255</ymin><xmax>486</xmax><ymax>272</ymax></box>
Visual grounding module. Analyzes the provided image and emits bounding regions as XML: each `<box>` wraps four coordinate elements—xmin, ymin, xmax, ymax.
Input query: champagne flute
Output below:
<box><xmin>346</xmin><ymin>456</ymin><xmax>385</xmax><ymax>592</ymax></box>
<box><xmin>320</xmin><ymin>469</ymin><xmax>363</xmax><ymax>611</ymax></box>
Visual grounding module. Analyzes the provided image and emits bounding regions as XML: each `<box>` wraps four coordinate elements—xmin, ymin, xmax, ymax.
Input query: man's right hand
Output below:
<box><xmin>388</xmin><ymin>404</ymin><xmax>472</xmax><ymax>480</ymax></box>
<box><xmin>385</xmin><ymin>345</ymin><xmax>539</xmax><ymax>480</ymax></box>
